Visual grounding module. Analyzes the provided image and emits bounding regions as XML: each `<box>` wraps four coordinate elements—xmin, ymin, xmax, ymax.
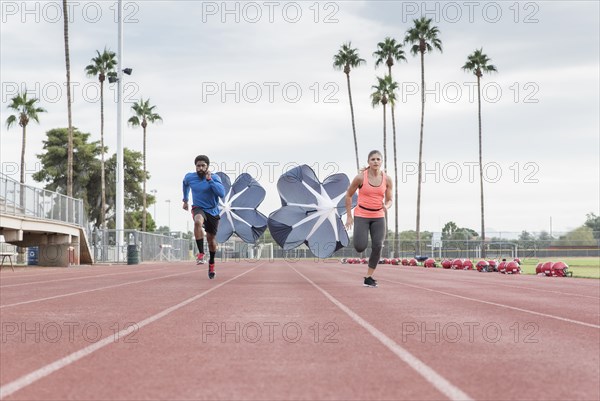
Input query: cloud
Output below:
<box><xmin>1</xmin><ymin>1</ymin><xmax>598</xmax><ymax>235</ymax></box>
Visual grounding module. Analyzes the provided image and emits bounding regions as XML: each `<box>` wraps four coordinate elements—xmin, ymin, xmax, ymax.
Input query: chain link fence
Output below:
<box><xmin>253</xmin><ymin>234</ymin><xmax>600</xmax><ymax>261</ymax></box>
<box><xmin>91</xmin><ymin>229</ymin><xmax>192</xmax><ymax>263</ymax></box>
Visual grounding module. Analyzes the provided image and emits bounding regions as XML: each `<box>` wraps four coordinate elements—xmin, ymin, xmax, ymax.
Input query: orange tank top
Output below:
<box><xmin>354</xmin><ymin>169</ymin><xmax>386</xmax><ymax>218</ymax></box>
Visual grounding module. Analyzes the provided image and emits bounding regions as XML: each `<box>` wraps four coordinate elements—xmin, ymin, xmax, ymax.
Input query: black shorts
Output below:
<box><xmin>191</xmin><ymin>207</ymin><xmax>220</xmax><ymax>235</ymax></box>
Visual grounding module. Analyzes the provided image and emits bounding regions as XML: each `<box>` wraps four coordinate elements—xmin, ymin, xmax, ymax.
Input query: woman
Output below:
<box><xmin>345</xmin><ymin>150</ymin><xmax>393</xmax><ymax>287</ymax></box>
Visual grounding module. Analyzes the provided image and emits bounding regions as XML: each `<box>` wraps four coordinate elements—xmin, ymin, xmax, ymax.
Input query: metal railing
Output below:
<box><xmin>0</xmin><ymin>174</ymin><xmax>195</xmax><ymax>264</ymax></box>
<box><xmin>0</xmin><ymin>172</ymin><xmax>85</xmax><ymax>226</ymax></box>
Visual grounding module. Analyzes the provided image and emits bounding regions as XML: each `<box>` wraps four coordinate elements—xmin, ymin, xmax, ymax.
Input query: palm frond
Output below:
<box><xmin>404</xmin><ymin>17</ymin><xmax>443</xmax><ymax>55</ymax></box>
<box><xmin>333</xmin><ymin>42</ymin><xmax>365</xmax><ymax>71</ymax></box>
<box><xmin>462</xmin><ymin>48</ymin><xmax>498</xmax><ymax>75</ymax></box>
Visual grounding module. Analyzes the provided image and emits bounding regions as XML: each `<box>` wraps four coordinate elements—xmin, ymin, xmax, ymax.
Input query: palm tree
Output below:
<box><xmin>370</xmin><ymin>76</ymin><xmax>398</xmax><ymax>171</ymax></box>
<box><xmin>5</xmin><ymin>91</ymin><xmax>46</xmax><ymax>264</ymax></box>
<box><xmin>370</xmin><ymin>76</ymin><xmax>398</xmax><ymax>247</ymax></box>
<box><xmin>128</xmin><ymin>98</ymin><xmax>162</xmax><ymax>232</ymax></box>
<box><xmin>62</xmin><ymin>0</ymin><xmax>74</xmax><ymax>198</ymax></box>
<box><xmin>374</xmin><ymin>37</ymin><xmax>406</xmax><ymax>257</ymax></box>
<box><xmin>5</xmin><ymin>91</ymin><xmax>46</xmax><ymax>185</ymax></box>
<box><xmin>374</xmin><ymin>37</ymin><xmax>406</xmax><ymax>79</ymax></box>
<box><xmin>462</xmin><ymin>48</ymin><xmax>497</xmax><ymax>258</ymax></box>
<box><xmin>333</xmin><ymin>42</ymin><xmax>365</xmax><ymax>172</ymax></box>
<box><xmin>85</xmin><ymin>48</ymin><xmax>118</xmax><ymax>229</ymax></box>
<box><xmin>404</xmin><ymin>17</ymin><xmax>442</xmax><ymax>255</ymax></box>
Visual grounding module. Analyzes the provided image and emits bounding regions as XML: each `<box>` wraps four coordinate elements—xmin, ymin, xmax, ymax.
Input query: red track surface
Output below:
<box><xmin>1</xmin><ymin>261</ymin><xmax>599</xmax><ymax>400</ymax></box>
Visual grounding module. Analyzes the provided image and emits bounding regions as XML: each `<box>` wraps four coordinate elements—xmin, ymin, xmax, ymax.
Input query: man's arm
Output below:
<box><xmin>182</xmin><ymin>176</ymin><xmax>190</xmax><ymax>210</ymax></box>
<box><xmin>206</xmin><ymin>172</ymin><xmax>226</xmax><ymax>198</ymax></box>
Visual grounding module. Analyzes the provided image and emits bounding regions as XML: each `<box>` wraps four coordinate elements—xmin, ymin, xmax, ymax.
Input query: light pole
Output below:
<box><xmin>113</xmin><ymin>1</ymin><xmax>134</xmax><ymax>260</ymax></box>
<box><xmin>115</xmin><ymin>0</ymin><xmax>124</xmax><ymax>261</ymax></box>
<box><xmin>165</xmin><ymin>199</ymin><xmax>171</xmax><ymax>231</ymax></box>
<box><xmin>150</xmin><ymin>189</ymin><xmax>157</xmax><ymax>226</ymax></box>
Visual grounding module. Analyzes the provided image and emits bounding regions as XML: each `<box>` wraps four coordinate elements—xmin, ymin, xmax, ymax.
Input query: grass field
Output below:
<box><xmin>520</xmin><ymin>257</ymin><xmax>600</xmax><ymax>279</ymax></box>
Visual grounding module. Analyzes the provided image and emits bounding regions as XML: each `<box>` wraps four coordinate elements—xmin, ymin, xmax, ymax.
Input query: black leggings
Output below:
<box><xmin>353</xmin><ymin>216</ymin><xmax>386</xmax><ymax>268</ymax></box>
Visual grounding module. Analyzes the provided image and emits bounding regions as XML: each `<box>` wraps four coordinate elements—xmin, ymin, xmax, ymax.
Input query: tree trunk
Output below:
<box><xmin>383</xmin><ymin>104</ymin><xmax>389</xmax><ymax>248</ymax></box>
<box><xmin>20</xmin><ymin>125</ymin><xmax>26</xmax><ymax>185</ymax></box>
<box><xmin>142</xmin><ymin>126</ymin><xmax>147</xmax><ymax>232</ymax></box>
<box><xmin>383</xmin><ymin>104</ymin><xmax>388</xmax><ymax>173</ymax></box>
<box><xmin>19</xmin><ymin>124</ymin><xmax>27</xmax><ymax>213</ymax></box>
<box><xmin>346</xmin><ymin>73</ymin><xmax>360</xmax><ymax>173</ymax></box>
<box><xmin>477</xmin><ymin>75</ymin><xmax>486</xmax><ymax>258</ymax></box>
<box><xmin>100</xmin><ymin>80</ymin><xmax>106</xmax><ymax>229</ymax></box>
<box><xmin>416</xmin><ymin>50</ymin><xmax>425</xmax><ymax>255</ymax></box>
<box><xmin>389</xmin><ymin>66</ymin><xmax>399</xmax><ymax>258</ymax></box>
<box><xmin>63</xmin><ymin>0</ymin><xmax>74</xmax><ymax>198</ymax></box>
<box><xmin>17</xmin><ymin>123</ymin><xmax>26</xmax><ymax>264</ymax></box>
<box><xmin>391</xmin><ymin>105</ymin><xmax>399</xmax><ymax>258</ymax></box>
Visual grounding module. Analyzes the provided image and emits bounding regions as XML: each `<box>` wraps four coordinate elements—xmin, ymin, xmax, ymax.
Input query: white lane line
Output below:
<box><xmin>388</xmin><ymin>278</ymin><xmax>600</xmax><ymax>329</ymax></box>
<box><xmin>0</xmin><ymin>270</ymin><xmax>76</xmax><ymax>279</ymax></box>
<box><xmin>336</xmin><ymin>268</ymin><xmax>600</xmax><ymax>329</ymax></box>
<box><xmin>0</xmin><ymin>267</ymin><xmax>169</xmax><ymax>288</ymax></box>
<box><xmin>446</xmin><ymin>277</ymin><xmax>600</xmax><ymax>300</ymax></box>
<box><xmin>0</xmin><ymin>263</ymin><xmax>262</xmax><ymax>399</ymax></box>
<box><xmin>289</xmin><ymin>263</ymin><xmax>473</xmax><ymax>401</ymax></box>
<box><xmin>0</xmin><ymin>265</ymin><xmax>167</xmax><ymax>280</ymax></box>
<box><xmin>1</xmin><ymin>270</ymin><xmax>197</xmax><ymax>309</ymax></box>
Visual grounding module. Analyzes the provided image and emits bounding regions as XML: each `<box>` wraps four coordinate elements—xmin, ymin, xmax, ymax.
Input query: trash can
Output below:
<box><xmin>127</xmin><ymin>244</ymin><xmax>139</xmax><ymax>265</ymax></box>
<box><xmin>27</xmin><ymin>247</ymin><xmax>39</xmax><ymax>265</ymax></box>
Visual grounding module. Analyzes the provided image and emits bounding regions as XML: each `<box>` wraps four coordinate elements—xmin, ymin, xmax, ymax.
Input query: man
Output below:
<box><xmin>182</xmin><ymin>155</ymin><xmax>225</xmax><ymax>279</ymax></box>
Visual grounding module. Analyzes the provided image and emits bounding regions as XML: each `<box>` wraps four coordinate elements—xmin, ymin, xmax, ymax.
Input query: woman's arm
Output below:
<box><xmin>384</xmin><ymin>175</ymin><xmax>393</xmax><ymax>209</ymax></box>
<box><xmin>345</xmin><ymin>174</ymin><xmax>362</xmax><ymax>228</ymax></box>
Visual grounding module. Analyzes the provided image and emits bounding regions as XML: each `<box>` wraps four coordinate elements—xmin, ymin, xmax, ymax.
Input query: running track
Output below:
<box><xmin>1</xmin><ymin>261</ymin><xmax>598</xmax><ymax>400</ymax></box>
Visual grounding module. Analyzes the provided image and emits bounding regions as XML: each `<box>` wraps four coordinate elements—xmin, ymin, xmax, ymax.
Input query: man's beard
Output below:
<box><xmin>197</xmin><ymin>171</ymin><xmax>206</xmax><ymax>178</ymax></box>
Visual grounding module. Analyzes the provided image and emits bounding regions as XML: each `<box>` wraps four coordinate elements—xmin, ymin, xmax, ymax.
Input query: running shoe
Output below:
<box><xmin>363</xmin><ymin>276</ymin><xmax>378</xmax><ymax>288</ymax></box>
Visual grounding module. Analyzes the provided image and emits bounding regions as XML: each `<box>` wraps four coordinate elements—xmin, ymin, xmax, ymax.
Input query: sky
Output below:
<box><xmin>1</xmin><ymin>0</ymin><xmax>599</xmax><ymax>238</ymax></box>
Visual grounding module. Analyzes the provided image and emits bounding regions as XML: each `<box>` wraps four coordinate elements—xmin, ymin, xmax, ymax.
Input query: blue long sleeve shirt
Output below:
<box><xmin>182</xmin><ymin>172</ymin><xmax>226</xmax><ymax>216</ymax></box>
